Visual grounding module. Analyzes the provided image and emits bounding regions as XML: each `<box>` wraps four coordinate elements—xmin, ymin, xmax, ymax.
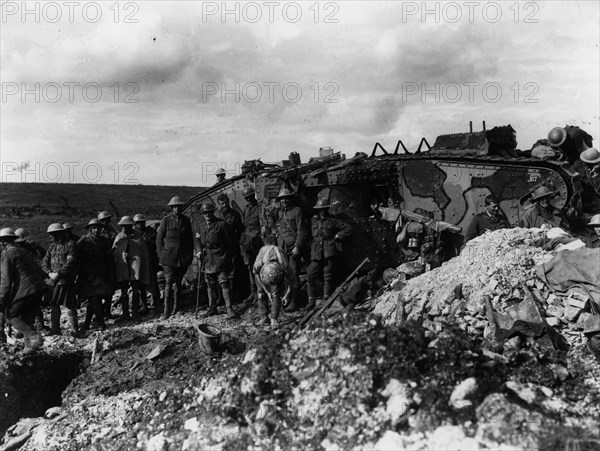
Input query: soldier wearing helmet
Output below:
<box><xmin>63</xmin><ymin>223</ymin><xmax>80</xmax><ymax>243</ymax></box>
<box><xmin>112</xmin><ymin>216</ymin><xmax>153</xmax><ymax>320</ymax></box>
<box><xmin>14</xmin><ymin>228</ymin><xmax>47</xmax><ymax>268</ymax></box>
<box><xmin>215</xmin><ymin>193</ymin><xmax>245</xmax><ymax>300</ymax></box>
<box><xmin>97</xmin><ymin>211</ymin><xmax>118</xmax><ymax>241</ymax></box>
<box><xmin>253</xmin><ymin>241</ymin><xmax>296</xmax><ymax>328</ymax></box>
<box><xmin>0</xmin><ymin>228</ymin><xmax>46</xmax><ymax>353</ymax></box>
<box><xmin>572</xmin><ymin>148</ymin><xmax>600</xmax><ymax>201</ymax></box>
<box><xmin>275</xmin><ymin>187</ymin><xmax>308</xmax><ymax>312</ymax></box>
<box><xmin>519</xmin><ymin>186</ymin><xmax>569</xmax><ymax>230</ymax></box>
<box><xmin>463</xmin><ymin>194</ymin><xmax>510</xmax><ymax>245</ymax></box>
<box><xmin>240</xmin><ymin>186</ymin><xmax>264</xmax><ymax>304</ymax></box>
<box><xmin>41</xmin><ymin>223</ymin><xmax>80</xmax><ymax>337</ymax></box>
<box><xmin>134</xmin><ymin>214</ymin><xmax>161</xmax><ymax>311</ymax></box>
<box><xmin>583</xmin><ymin>214</ymin><xmax>600</xmax><ymax>248</ymax></box>
<box><xmin>75</xmin><ymin>219</ymin><xmax>114</xmax><ymax>332</ymax></box>
<box><xmin>215</xmin><ymin>167</ymin><xmax>227</xmax><ymax>185</ymax></box>
<box><xmin>195</xmin><ymin>202</ymin><xmax>238</xmax><ymax>319</ymax></box>
<box><xmin>156</xmin><ymin>196</ymin><xmax>194</xmax><ymax>319</ymax></box>
<box><xmin>305</xmin><ymin>197</ymin><xmax>352</xmax><ymax>311</ymax></box>
<box><xmin>547</xmin><ymin>125</ymin><xmax>594</xmax><ymax>165</ymax></box>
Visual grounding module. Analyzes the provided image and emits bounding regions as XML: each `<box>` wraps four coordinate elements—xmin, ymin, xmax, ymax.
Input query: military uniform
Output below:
<box><xmin>397</xmin><ymin>221</ymin><xmax>445</xmax><ymax>278</ymax></box>
<box><xmin>156</xmin><ymin>211</ymin><xmax>194</xmax><ymax>317</ymax></box>
<box><xmin>519</xmin><ymin>204</ymin><xmax>569</xmax><ymax>230</ymax></box>
<box><xmin>42</xmin><ymin>238</ymin><xmax>79</xmax><ymax>335</ymax></box>
<box><xmin>464</xmin><ymin>211</ymin><xmax>510</xmax><ymax>244</ymax></box>
<box><xmin>306</xmin><ymin>214</ymin><xmax>352</xmax><ymax>305</ymax></box>
<box><xmin>76</xmin><ymin>231</ymin><xmax>114</xmax><ymax>330</ymax></box>
<box><xmin>139</xmin><ymin>225</ymin><xmax>161</xmax><ymax>310</ymax></box>
<box><xmin>276</xmin><ymin>205</ymin><xmax>308</xmax><ymax>309</ymax></box>
<box><xmin>196</xmin><ymin>214</ymin><xmax>237</xmax><ymax>317</ymax></box>
<box><xmin>241</xmin><ymin>201</ymin><xmax>264</xmax><ymax>302</ymax></box>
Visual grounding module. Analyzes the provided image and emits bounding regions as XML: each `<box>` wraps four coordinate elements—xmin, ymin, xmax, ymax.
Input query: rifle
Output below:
<box><xmin>298</xmin><ymin>257</ymin><xmax>370</xmax><ymax>330</ymax></box>
<box><xmin>398</xmin><ymin>209</ymin><xmax>462</xmax><ymax>234</ymax></box>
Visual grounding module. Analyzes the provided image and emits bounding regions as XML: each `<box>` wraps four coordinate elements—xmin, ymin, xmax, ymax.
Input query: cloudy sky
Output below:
<box><xmin>1</xmin><ymin>1</ymin><xmax>598</xmax><ymax>186</ymax></box>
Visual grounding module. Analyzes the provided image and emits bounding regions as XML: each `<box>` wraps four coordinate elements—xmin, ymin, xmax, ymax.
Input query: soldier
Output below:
<box><xmin>156</xmin><ymin>196</ymin><xmax>194</xmax><ymax>319</ymax></box>
<box><xmin>15</xmin><ymin>228</ymin><xmax>49</xmax><ymax>332</ymax></box>
<box><xmin>98</xmin><ymin>211</ymin><xmax>118</xmax><ymax>319</ymax></box>
<box><xmin>547</xmin><ymin>125</ymin><xmax>594</xmax><ymax>165</ymax></box>
<box><xmin>98</xmin><ymin>211</ymin><xmax>118</xmax><ymax>240</ymax></box>
<box><xmin>306</xmin><ymin>198</ymin><xmax>352</xmax><ymax>311</ymax></box>
<box><xmin>63</xmin><ymin>223</ymin><xmax>81</xmax><ymax>243</ymax></box>
<box><xmin>14</xmin><ymin>228</ymin><xmax>47</xmax><ymax>266</ymax></box>
<box><xmin>0</xmin><ymin>228</ymin><xmax>45</xmax><ymax>353</ymax></box>
<box><xmin>216</xmin><ymin>193</ymin><xmax>244</xmax><ymax>301</ymax></box>
<box><xmin>397</xmin><ymin>214</ymin><xmax>446</xmax><ymax>279</ymax></box>
<box><xmin>196</xmin><ymin>202</ymin><xmax>238</xmax><ymax>319</ymax></box>
<box><xmin>519</xmin><ymin>186</ymin><xmax>569</xmax><ymax>230</ymax></box>
<box><xmin>113</xmin><ymin>216</ymin><xmax>152</xmax><ymax>320</ymax></box>
<box><xmin>463</xmin><ymin>194</ymin><xmax>510</xmax><ymax>244</ymax></box>
<box><xmin>76</xmin><ymin>219</ymin><xmax>114</xmax><ymax>332</ymax></box>
<box><xmin>41</xmin><ymin>223</ymin><xmax>80</xmax><ymax>337</ymax></box>
<box><xmin>275</xmin><ymin>187</ymin><xmax>308</xmax><ymax>312</ymax></box>
<box><xmin>215</xmin><ymin>167</ymin><xmax>227</xmax><ymax>185</ymax></box>
<box><xmin>134</xmin><ymin>214</ymin><xmax>162</xmax><ymax>312</ymax></box>
<box><xmin>583</xmin><ymin>214</ymin><xmax>600</xmax><ymax>248</ymax></box>
<box><xmin>253</xmin><ymin>241</ymin><xmax>295</xmax><ymax>328</ymax></box>
<box><xmin>573</xmin><ymin>148</ymin><xmax>600</xmax><ymax>195</ymax></box>
<box><xmin>240</xmin><ymin>187</ymin><xmax>264</xmax><ymax>304</ymax></box>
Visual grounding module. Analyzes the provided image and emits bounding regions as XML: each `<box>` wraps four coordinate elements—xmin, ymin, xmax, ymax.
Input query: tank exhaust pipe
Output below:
<box><xmin>469</xmin><ymin>121</ymin><xmax>473</xmax><ymax>133</ymax></box>
<box><xmin>482</xmin><ymin>121</ymin><xmax>486</xmax><ymax>131</ymax></box>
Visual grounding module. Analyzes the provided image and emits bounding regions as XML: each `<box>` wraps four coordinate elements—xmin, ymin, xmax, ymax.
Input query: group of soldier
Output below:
<box><xmin>0</xmin><ymin>186</ymin><xmax>356</xmax><ymax>353</ymax></box>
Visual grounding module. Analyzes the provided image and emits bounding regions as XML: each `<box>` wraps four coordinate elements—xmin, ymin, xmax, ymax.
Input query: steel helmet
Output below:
<box><xmin>314</xmin><ymin>198</ymin><xmax>330</xmax><ymax>209</ymax></box>
<box><xmin>133</xmin><ymin>214</ymin><xmax>147</xmax><ymax>222</ymax></box>
<box><xmin>14</xmin><ymin>228</ymin><xmax>31</xmax><ymax>242</ymax></box>
<box><xmin>216</xmin><ymin>168</ymin><xmax>226</xmax><ymax>176</ymax></box>
<box><xmin>63</xmin><ymin>223</ymin><xmax>74</xmax><ymax>230</ymax></box>
<box><xmin>98</xmin><ymin>211</ymin><xmax>112</xmax><ymax>220</ymax></box>
<box><xmin>580</xmin><ymin>148</ymin><xmax>600</xmax><ymax>164</ymax></box>
<box><xmin>168</xmin><ymin>196</ymin><xmax>184</xmax><ymax>206</ymax></box>
<box><xmin>47</xmin><ymin>223</ymin><xmax>64</xmax><ymax>233</ymax></box>
<box><xmin>583</xmin><ymin>315</ymin><xmax>600</xmax><ymax>334</ymax></box>
<box><xmin>260</xmin><ymin>261</ymin><xmax>284</xmax><ymax>285</ymax></box>
<box><xmin>200</xmin><ymin>202</ymin><xmax>216</xmax><ymax>213</ymax></box>
<box><xmin>547</xmin><ymin>127</ymin><xmax>567</xmax><ymax>147</ymax></box>
<box><xmin>85</xmin><ymin>218</ymin><xmax>104</xmax><ymax>228</ymax></box>
<box><xmin>588</xmin><ymin>214</ymin><xmax>600</xmax><ymax>226</ymax></box>
<box><xmin>0</xmin><ymin>227</ymin><xmax>17</xmax><ymax>239</ymax></box>
<box><xmin>531</xmin><ymin>186</ymin><xmax>557</xmax><ymax>202</ymax></box>
<box><xmin>117</xmin><ymin>216</ymin><xmax>135</xmax><ymax>226</ymax></box>
<box><xmin>277</xmin><ymin>187</ymin><xmax>294</xmax><ymax>198</ymax></box>
<box><xmin>243</xmin><ymin>187</ymin><xmax>256</xmax><ymax>198</ymax></box>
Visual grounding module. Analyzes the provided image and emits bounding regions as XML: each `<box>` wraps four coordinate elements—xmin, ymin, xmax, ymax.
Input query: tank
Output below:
<box><xmin>184</xmin><ymin>124</ymin><xmax>596</xmax><ymax>277</ymax></box>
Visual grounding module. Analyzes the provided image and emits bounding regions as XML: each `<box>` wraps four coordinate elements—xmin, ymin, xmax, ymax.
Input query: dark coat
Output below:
<box><xmin>217</xmin><ymin>207</ymin><xmax>244</xmax><ymax>244</ymax></box>
<box><xmin>195</xmin><ymin>218</ymin><xmax>236</xmax><ymax>274</ymax></box>
<box><xmin>241</xmin><ymin>203</ymin><xmax>263</xmax><ymax>258</ymax></box>
<box><xmin>0</xmin><ymin>244</ymin><xmax>47</xmax><ymax>310</ymax></box>
<box><xmin>156</xmin><ymin>213</ymin><xmax>194</xmax><ymax>268</ymax></box>
<box><xmin>310</xmin><ymin>214</ymin><xmax>352</xmax><ymax>260</ymax></box>
<box><xmin>42</xmin><ymin>239</ymin><xmax>78</xmax><ymax>285</ymax></box>
<box><xmin>519</xmin><ymin>204</ymin><xmax>569</xmax><ymax>230</ymax></box>
<box><xmin>276</xmin><ymin>206</ymin><xmax>308</xmax><ymax>252</ymax></box>
<box><xmin>464</xmin><ymin>211</ymin><xmax>510</xmax><ymax>243</ymax></box>
<box><xmin>75</xmin><ymin>234</ymin><xmax>114</xmax><ymax>298</ymax></box>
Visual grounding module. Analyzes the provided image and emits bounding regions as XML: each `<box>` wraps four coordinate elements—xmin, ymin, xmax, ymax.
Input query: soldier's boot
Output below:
<box><xmin>138</xmin><ymin>287</ymin><xmax>149</xmax><ymax>315</ymax></box>
<box><xmin>117</xmin><ymin>293</ymin><xmax>131</xmax><ymax>321</ymax></box>
<box><xmin>49</xmin><ymin>306</ymin><xmax>61</xmax><ymax>336</ymax></box>
<box><xmin>131</xmin><ymin>287</ymin><xmax>141</xmax><ymax>318</ymax></box>
<box><xmin>222</xmin><ymin>286</ymin><xmax>239</xmax><ymax>320</ymax></box>
<box><xmin>171</xmin><ymin>284</ymin><xmax>180</xmax><ymax>316</ymax></box>
<box><xmin>10</xmin><ymin>318</ymin><xmax>42</xmax><ymax>354</ymax></box>
<box><xmin>305</xmin><ymin>298</ymin><xmax>317</xmax><ymax>311</ymax></box>
<box><xmin>66</xmin><ymin>309</ymin><xmax>80</xmax><ymax>338</ymax></box>
<box><xmin>201</xmin><ymin>284</ymin><xmax>219</xmax><ymax>318</ymax></box>
<box><xmin>270</xmin><ymin>294</ymin><xmax>281</xmax><ymax>329</ymax></box>
<box><xmin>81</xmin><ymin>305</ymin><xmax>94</xmax><ymax>332</ymax></box>
<box><xmin>91</xmin><ymin>297</ymin><xmax>106</xmax><ymax>331</ymax></box>
<box><xmin>161</xmin><ymin>285</ymin><xmax>172</xmax><ymax>320</ymax></box>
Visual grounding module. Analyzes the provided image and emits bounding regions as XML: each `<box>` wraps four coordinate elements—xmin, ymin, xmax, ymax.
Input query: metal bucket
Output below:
<box><xmin>195</xmin><ymin>323</ymin><xmax>221</xmax><ymax>355</ymax></box>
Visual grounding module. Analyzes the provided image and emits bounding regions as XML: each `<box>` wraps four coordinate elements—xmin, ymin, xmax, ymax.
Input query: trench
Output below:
<box><xmin>0</xmin><ymin>352</ymin><xmax>85</xmax><ymax>436</ymax></box>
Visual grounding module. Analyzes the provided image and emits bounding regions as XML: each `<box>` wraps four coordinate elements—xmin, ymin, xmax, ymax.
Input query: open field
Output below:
<box><xmin>0</xmin><ymin>182</ymin><xmax>204</xmax><ymax>243</ymax></box>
